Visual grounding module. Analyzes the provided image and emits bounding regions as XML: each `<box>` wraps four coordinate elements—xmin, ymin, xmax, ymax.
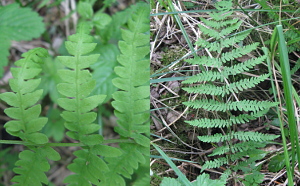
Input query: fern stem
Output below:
<box><xmin>0</xmin><ymin>139</ymin><xmax>135</xmax><ymax>146</ymax></box>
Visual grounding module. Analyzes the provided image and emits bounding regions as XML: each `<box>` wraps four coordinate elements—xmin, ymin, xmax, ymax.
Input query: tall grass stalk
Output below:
<box><xmin>267</xmin><ymin>25</ymin><xmax>300</xmax><ymax>185</ymax></box>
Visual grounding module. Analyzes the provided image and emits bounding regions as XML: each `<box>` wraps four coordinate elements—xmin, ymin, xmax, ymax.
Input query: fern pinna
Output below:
<box><xmin>183</xmin><ymin>1</ymin><xmax>279</xmax><ymax>184</ymax></box>
<box><xmin>102</xmin><ymin>2</ymin><xmax>150</xmax><ymax>185</ymax></box>
<box><xmin>0</xmin><ymin>48</ymin><xmax>61</xmax><ymax>185</ymax></box>
<box><xmin>56</xmin><ymin>23</ymin><xmax>123</xmax><ymax>185</ymax></box>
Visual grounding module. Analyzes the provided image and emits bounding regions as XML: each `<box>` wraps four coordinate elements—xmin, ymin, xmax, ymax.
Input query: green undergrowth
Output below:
<box><xmin>181</xmin><ymin>0</ymin><xmax>280</xmax><ymax>178</ymax></box>
<box><xmin>150</xmin><ymin>0</ymin><xmax>292</xmax><ymax>185</ymax></box>
<box><xmin>0</xmin><ymin>1</ymin><xmax>150</xmax><ymax>185</ymax></box>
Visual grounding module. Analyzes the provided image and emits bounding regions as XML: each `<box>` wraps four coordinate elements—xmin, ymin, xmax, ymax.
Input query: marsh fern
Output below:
<box><xmin>183</xmin><ymin>1</ymin><xmax>279</xmax><ymax>183</ymax></box>
<box><xmin>56</xmin><ymin>23</ymin><xmax>122</xmax><ymax>185</ymax></box>
<box><xmin>0</xmin><ymin>48</ymin><xmax>61</xmax><ymax>185</ymax></box>
<box><xmin>102</xmin><ymin>2</ymin><xmax>150</xmax><ymax>185</ymax></box>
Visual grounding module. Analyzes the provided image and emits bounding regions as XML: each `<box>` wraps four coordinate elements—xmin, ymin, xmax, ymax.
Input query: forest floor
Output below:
<box><xmin>150</xmin><ymin>1</ymin><xmax>300</xmax><ymax>185</ymax></box>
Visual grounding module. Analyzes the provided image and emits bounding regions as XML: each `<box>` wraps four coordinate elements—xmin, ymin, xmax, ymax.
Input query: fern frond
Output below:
<box><xmin>184</xmin><ymin>99</ymin><xmax>277</xmax><ymax>112</ymax></box>
<box><xmin>198</xmin><ymin>133</ymin><xmax>231</xmax><ymax>143</ymax></box>
<box><xmin>221</xmin><ymin>43</ymin><xmax>259</xmax><ymax>62</ymax></box>
<box><xmin>209</xmin><ymin>141</ymin><xmax>267</xmax><ymax>156</ymax></box>
<box><xmin>207</xmin><ymin>1</ymin><xmax>233</xmax><ymax>21</ymax></box>
<box><xmin>183</xmin><ymin>83</ymin><xmax>224</xmax><ymax>96</ymax></box>
<box><xmin>56</xmin><ymin>23</ymin><xmax>123</xmax><ymax>185</ymax></box>
<box><xmin>12</xmin><ymin>146</ymin><xmax>60</xmax><ymax>186</ymax></box>
<box><xmin>57</xmin><ymin>23</ymin><xmax>106</xmax><ymax>142</ymax></box>
<box><xmin>0</xmin><ymin>48</ymin><xmax>49</xmax><ymax>143</ymax></box>
<box><xmin>198</xmin><ymin>131</ymin><xmax>278</xmax><ymax>143</ymax></box>
<box><xmin>219</xmin><ymin>21</ymin><xmax>242</xmax><ymax>37</ymax></box>
<box><xmin>225</xmin><ymin>74</ymin><xmax>269</xmax><ymax>95</ymax></box>
<box><xmin>185</xmin><ymin>56</ymin><xmax>223</xmax><ymax>68</ymax></box>
<box><xmin>201</xmin><ymin>157</ymin><xmax>228</xmax><ymax>170</ymax></box>
<box><xmin>182</xmin><ymin>0</ymin><xmax>278</xmax><ymax>180</ymax></box>
<box><xmin>105</xmin><ymin>2</ymin><xmax>150</xmax><ymax>185</ymax></box>
<box><xmin>102</xmin><ymin>143</ymin><xmax>148</xmax><ymax>186</ymax></box>
<box><xmin>229</xmin><ymin>109</ymin><xmax>269</xmax><ymax>124</ymax></box>
<box><xmin>195</xmin><ymin>31</ymin><xmax>250</xmax><ymax>53</ymax></box>
<box><xmin>182</xmin><ymin>70</ymin><xmax>224</xmax><ymax>84</ymax></box>
<box><xmin>220</xmin><ymin>31</ymin><xmax>251</xmax><ymax>48</ymax></box>
<box><xmin>64</xmin><ymin>145</ymin><xmax>122</xmax><ymax>186</ymax></box>
<box><xmin>291</xmin><ymin>59</ymin><xmax>300</xmax><ymax>75</ymax></box>
<box><xmin>224</xmin><ymin>55</ymin><xmax>267</xmax><ymax>75</ymax></box>
<box><xmin>198</xmin><ymin>24</ymin><xmax>222</xmax><ymax>40</ymax></box>
<box><xmin>183</xmin><ymin>74</ymin><xmax>268</xmax><ymax>96</ymax></box>
<box><xmin>199</xmin><ymin>21</ymin><xmax>241</xmax><ymax>40</ymax></box>
<box><xmin>0</xmin><ymin>48</ymin><xmax>62</xmax><ymax>185</ymax></box>
<box><xmin>187</xmin><ymin>109</ymin><xmax>269</xmax><ymax>128</ymax></box>
<box><xmin>232</xmin><ymin>131</ymin><xmax>279</xmax><ymax>141</ymax></box>
<box><xmin>112</xmin><ymin>1</ymin><xmax>149</xmax><ymax>141</ymax></box>
<box><xmin>199</xmin><ymin>17</ymin><xmax>239</xmax><ymax>29</ymax></box>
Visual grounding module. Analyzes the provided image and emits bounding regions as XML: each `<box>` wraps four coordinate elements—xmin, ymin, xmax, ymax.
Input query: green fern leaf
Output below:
<box><xmin>106</xmin><ymin>2</ymin><xmax>150</xmax><ymax>185</ymax></box>
<box><xmin>186</xmin><ymin>110</ymin><xmax>268</xmax><ymax>128</ymax></box>
<box><xmin>225</xmin><ymin>74</ymin><xmax>269</xmax><ymax>95</ymax></box>
<box><xmin>232</xmin><ymin>131</ymin><xmax>279</xmax><ymax>142</ymax></box>
<box><xmin>64</xmin><ymin>145</ymin><xmax>122</xmax><ymax>186</ymax></box>
<box><xmin>160</xmin><ymin>177</ymin><xmax>182</xmax><ymax>186</ymax></box>
<box><xmin>195</xmin><ymin>31</ymin><xmax>250</xmax><ymax>53</ymax></box>
<box><xmin>0</xmin><ymin>48</ymin><xmax>62</xmax><ymax>185</ymax></box>
<box><xmin>182</xmin><ymin>1</ymin><xmax>279</xmax><ymax>178</ymax></box>
<box><xmin>209</xmin><ymin>141</ymin><xmax>267</xmax><ymax>156</ymax></box>
<box><xmin>198</xmin><ymin>21</ymin><xmax>242</xmax><ymax>40</ymax></box>
<box><xmin>184</xmin><ymin>99</ymin><xmax>277</xmax><ymax>112</ymax></box>
<box><xmin>56</xmin><ymin>23</ymin><xmax>123</xmax><ymax>185</ymax></box>
<box><xmin>185</xmin><ymin>56</ymin><xmax>223</xmax><ymax>68</ymax></box>
<box><xmin>225</xmin><ymin>55</ymin><xmax>267</xmax><ymax>75</ymax></box>
<box><xmin>199</xmin><ymin>17</ymin><xmax>239</xmax><ymax>29</ymax></box>
<box><xmin>182</xmin><ymin>71</ymin><xmax>224</xmax><ymax>84</ymax></box>
<box><xmin>198</xmin><ymin>131</ymin><xmax>278</xmax><ymax>143</ymax></box>
<box><xmin>201</xmin><ymin>157</ymin><xmax>228</xmax><ymax>170</ymax></box>
<box><xmin>0</xmin><ymin>48</ymin><xmax>49</xmax><ymax>143</ymax></box>
<box><xmin>11</xmin><ymin>146</ymin><xmax>60</xmax><ymax>186</ymax></box>
<box><xmin>184</xmin><ymin>74</ymin><xmax>268</xmax><ymax>96</ymax></box>
<box><xmin>221</xmin><ymin>43</ymin><xmax>259</xmax><ymax>62</ymax></box>
<box><xmin>112</xmin><ymin>2</ymin><xmax>149</xmax><ymax>144</ymax></box>
<box><xmin>57</xmin><ymin>23</ymin><xmax>106</xmax><ymax>141</ymax></box>
<box><xmin>207</xmin><ymin>1</ymin><xmax>233</xmax><ymax>21</ymax></box>
<box><xmin>198</xmin><ymin>24</ymin><xmax>221</xmax><ymax>39</ymax></box>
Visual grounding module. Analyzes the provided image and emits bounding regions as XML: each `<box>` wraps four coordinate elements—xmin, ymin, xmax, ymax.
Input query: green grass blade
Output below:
<box><xmin>150</xmin><ymin>76</ymin><xmax>187</xmax><ymax>83</ymax></box>
<box><xmin>277</xmin><ymin>25</ymin><xmax>300</xmax><ymax>180</ymax></box>
<box><xmin>264</xmin><ymin>46</ymin><xmax>293</xmax><ymax>186</ymax></box>
<box><xmin>166</xmin><ymin>0</ymin><xmax>194</xmax><ymax>56</ymax></box>
<box><xmin>152</xmin><ymin>143</ymin><xmax>192</xmax><ymax>186</ymax></box>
